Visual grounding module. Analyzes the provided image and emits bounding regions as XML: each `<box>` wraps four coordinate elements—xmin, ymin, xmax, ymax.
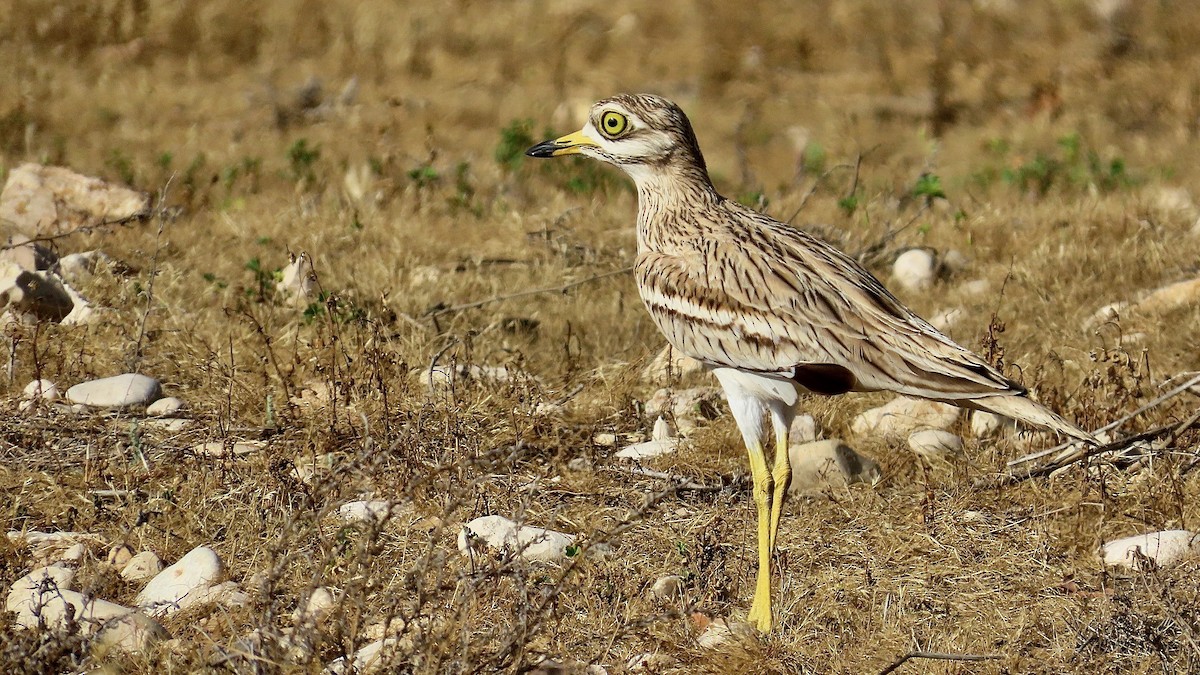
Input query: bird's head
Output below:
<box><xmin>526</xmin><ymin>94</ymin><xmax>709</xmax><ymax>182</ymax></box>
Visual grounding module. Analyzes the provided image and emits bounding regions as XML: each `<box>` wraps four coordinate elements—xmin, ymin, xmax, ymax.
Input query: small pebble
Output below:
<box><xmin>121</xmin><ymin>551</ymin><xmax>164</xmax><ymax>581</ymax></box>
<box><xmin>1102</xmin><ymin>530</ymin><xmax>1200</xmax><ymax>569</ymax></box>
<box><xmin>907</xmin><ymin>429</ymin><xmax>965</xmax><ymax>460</ymax></box>
<box><xmin>650</xmin><ymin>574</ymin><xmax>683</xmax><ymax>601</ymax></box>
<box><xmin>457</xmin><ymin>515</ymin><xmax>575</xmax><ymax>563</ymax></box>
<box><xmin>892</xmin><ymin>248</ymin><xmax>937</xmax><ymax>292</ymax></box>
<box><xmin>146</xmin><ymin>397</ymin><xmax>186</xmax><ymax>416</ymax></box>
<box><xmin>136</xmin><ymin>546</ymin><xmax>224</xmax><ymax>617</ymax></box>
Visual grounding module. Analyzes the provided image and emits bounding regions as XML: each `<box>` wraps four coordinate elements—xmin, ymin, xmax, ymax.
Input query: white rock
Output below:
<box><xmin>789</xmin><ymin>440</ymin><xmax>881</xmax><ymax>492</ymax></box>
<box><xmin>93</xmin><ymin>610</ymin><xmax>169</xmax><ymax>654</ymax></box>
<box><xmin>1152</xmin><ymin>186</ymin><xmax>1198</xmax><ymax>218</ymax></box>
<box><xmin>279</xmin><ymin>252</ymin><xmax>317</xmax><ymax>306</ymax></box>
<box><xmin>7</xmin><ymin>530</ymin><xmax>103</xmax><ymax>566</ymax></box>
<box><xmin>59</xmin><ymin>281</ymin><xmax>96</xmax><ymax>325</ymax></box>
<box><xmin>22</xmin><ymin>379</ymin><xmax>59</xmax><ymax>401</ymax></box>
<box><xmin>1132</xmin><ymin>278</ymin><xmax>1200</xmax><ymax>315</ymax></box>
<box><xmin>892</xmin><ymin>248</ymin><xmax>937</xmax><ymax>292</ymax></box>
<box><xmin>1102</xmin><ymin>530</ymin><xmax>1200</xmax><ymax>569</ymax></box>
<box><xmin>960</xmin><ymin>279</ymin><xmax>991</xmax><ymax>296</ymax></box>
<box><xmin>457</xmin><ymin>515</ymin><xmax>575</xmax><ymax>563</ymax></box>
<box><xmin>929</xmin><ymin>308</ymin><xmax>963</xmax><ymax>332</ymax></box>
<box><xmin>327</xmin><ymin>636</ymin><xmax>402</xmax><ymax>674</ymax></box>
<box><xmin>56</xmin><ymin>250</ymin><xmax>121</xmax><ymax>285</ymax></box>
<box><xmin>192</xmin><ymin>440</ymin><xmax>265</xmax><ymax>457</ymax></box>
<box><xmin>146</xmin><ymin>397</ymin><xmax>186</xmax><ymax>416</ymax></box>
<box><xmin>10</xmin><ymin>586</ymin><xmax>166</xmax><ymax>652</ymax></box>
<box><xmin>142</xmin><ymin>418</ymin><xmax>191</xmax><ymax>433</ymax></box>
<box><xmin>970</xmin><ymin>411</ymin><xmax>1015</xmax><ymax>438</ymax></box>
<box><xmin>6</xmin><ymin>566</ymin><xmax>76</xmax><ymax>615</ymax></box>
<box><xmin>614</xmin><ymin>438</ymin><xmax>680</xmax><ymax>460</ymax></box>
<box><xmin>136</xmin><ymin>546</ymin><xmax>223</xmax><ymax>616</ymax></box>
<box><xmin>65</xmin><ymin>373</ymin><xmax>162</xmax><ymax>409</ymax></box>
<box><xmin>626</xmin><ymin>652</ymin><xmax>677</xmax><ymax>672</ymax></box>
<box><xmin>790</xmin><ymin>414</ymin><xmax>818</xmax><ymax>444</ymax></box>
<box><xmin>0</xmin><ymin>163</ymin><xmax>150</xmax><ymax>238</ymax></box>
<box><xmin>642</xmin><ymin>345</ymin><xmax>705</xmax><ymax>382</ymax></box>
<box><xmin>651</xmin><ymin>416</ymin><xmax>673</xmax><ymax>441</ymax></box>
<box><xmin>696</xmin><ymin>618</ymin><xmax>753</xmax><ymax>649</ymax></box>
<box><xmin>121</xmin><ymin>551</ymin><xmax>164</xmax><ymax>581</ymax></box>
<box><xmin>1084</xmin><ymin>301</ymin><xmax>1129</xmax><ymax>330</ymax></box>
<box><xmin>650</xmin><ymin>575</ymin><xmax>683</xmax><ymax>601</ymax></box>
<box><xmin>338</xmin><ymin>500</ymin><xmax>403</xmax><ymax>524</ymax></box>
<box><xmin>907</xmin><ymin>429</ymin><xmax>964</xmax><ymax>460</ymax></box>
<box><xmin>941</xmin><ymin>249</ymin><xmax>970</xmax><ymax>274</ymax></box>
<box><xmin>107</xmin><ymin>543</ymin><xmax>135</xmax><ymax>567</ymax></box>
<box><xmin>418</xmin><ymin>364</ymin><xmax>534</xmax><ymax>391</ymax></box>
<box><xmin>851</xmin><ymin>397</ymin><xmax>960</xmax><ymax>439</ymax></box>
<box><xmin>0</xmin><ymin>233</ymin><xmax>56</xmax><ymax>272</ymax></box>
<box><xmin>644</xmin><ymin>386</ymin><xmax>722</xmax><ymax>432</ymax></box>
<box><xmin>292</xmin><ymin>586</ymin><xmax>337</xmax><ymax>626</ymax></box>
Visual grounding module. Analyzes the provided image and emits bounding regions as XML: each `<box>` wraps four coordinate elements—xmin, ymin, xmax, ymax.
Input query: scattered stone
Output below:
<box><xmin>66</xmin><ymin>373</ymin><xmax>162</xmax><ymax>409</ymax></box>
<box><xmin>529</xmin><ymin>658</ymin><xmax>608</xmax><ymax>675</ymax></box>
<box><xmin>22</xmin><ymin>379</ymin><xmax>59</xmax><ymax>401</ymax></box>
<box><xmin>645</xmin><ymin>386</ymin><xmax>723</xmax><ymax>432</ymax></box>
<box><xmin>11</xmin><ymin>587</ymin><xmax>165</xmax><ymax>652</ymax></box>
<box><xmin>418</xmin><ymin>364</ymin><xmax>536</xmax><ymax>392</ymax></box>
<box><xmin>929</xmin><ymin>307</ymin><xmax>963</xmax><ymax>332</ymax></box>
<box><xmin>292</xmin><ymin>586</ymin><xmax>337</xmax><ymax>627</ymax></box>
<box><xmin>326</xmin><ymin>636</ymin><xmax>402</xmax><ymax>674</ymax></box>
<box><xmin>0</xmin><ymin>262</ymin><xmax>75</xmax><ymax>323</ymax></box>
<box><xmin>338</xmin><ymin>500</ymin><xmax>404</xmax><ymax>524</ymax></box>
<box><xmin>615</xmin><ymin>437</ymin><xmax>680</xmax><ymax>461</ymax></box>
<box><xmin>136</xmin><ymin>545</ymin><xmax>224</xmax><ymax>617</ymax></box>
<box><xmin>851</xmin><ymin>397</ymin><xmax>960</xmax><ymax>440</ymax></box>
<box><xmin>960</xmin><ymin>279</ymin><xmax>991</xmax><ymax>296</ymax></box>
<box><xmin>626</xmin><ymin>652</ymin><xmax>677</xmax><ymax>672</ymax></box>
<box><xmin>191</xmin><ymin>440</ymin><xmax>266</xmax><ymax>458</ymax></box>
<box><xmin>107</xmin><ymin>544</ymin><xmax>135</xmax><ymax>568</ymax></box>
<box><xmin>141</xmin><ymin>418</ymin><xmax>191</xmax><ymax>433</ymax></box>
<box><xmin>279</xmin><ymin>252</ymin><xmax>317</xmax><ymax>307</ymax></box>
<box><xmin>970</xmin><ymin>411</ymin><xmax>1015</xmax><ymax>438</ymax></box>
<box><xmin>56</xmin><ymin>250</ymin><xmax>128</xmax><ymax>285</ymax></box>
<box><xmin>941</xmin><ymin>249</ymin><xmax>970</xmax><ymax>274</ymax></box>
<box><xmin>7</xmin><ymin>530</ymin><xmax>103</xmax><ymax>566</ymax></box>
<box><xmin>1102</xmin><ymin>530</ymin><xmax>1200</xmax><ymax>569</ymax></box>
<box><xmin>59</xmin><ymin>282</ymin><xmax>97</xmax><ymax>325</ymax></box>
<box><xmin>121</xmin><ymin>551</ymin><xmax>164</xmax><ymax>582</ymax></box>
<box><xmin>791</xmin><ymin>414</ymin><xmax>819</xmax><ymax>444</ymax></box>
<box><xmin>93</xmin><ymin>610</ymin><xmax>170</xmax><ymax>655</ymax></box>
<box><xmin>891</xmin><ymin>248</ymin><xmax>937</xmax><ymax>292</ymax></box>
<box><xmin>907</xmin><ymin>429</ymin><xmax>964</xmax><ymax>460</ymax></box>
<box><xmin>457</xmin><ymin>515</ymin><xmax>576</xmax><ymax>564</ymax></box>
<box><xmin>0</xmin><ymin>233</ymin><xmax>56</xmax><ymax>271</ymax></box>
<box><xmin>642</xmin><ymin>345</ymin><xmax>705</xmax><ymax>382</ymax></box>
<box><xmin>6</xmin><ymin>566</ymin><xmax>76</xmax><ymax>616</ymax></box>
<box><xmin>566</xmin><ymin>457</ymin><xmax>592</xmax><ymax>473</ymax></box>
<box><xmin>695</xmin><ymin>617</ymin><xmax>754</xmax><ymax>649</ymax></box>
<box><xmin>650</xmin><ymin>574</ymin><xmax>683</xmax><ymax>601</ymax></box>
<box><xmin>789</xmin><ymin>440</ymin><xmax>882</xmax><ymax>493</ymax></box>
<box><xmin>146</xmin><ymin>397</ymin><xmax>186</xmax><ymax>416</ymax></box>
<box><xmin>292</xmin><ymin>451</ymin><xmax>337</xmax><ymax>483</ymax></box>
<box><xmin>0</xmin><ymin>163</ymin><xmax>150</xmax><ymax>238</ymax></box>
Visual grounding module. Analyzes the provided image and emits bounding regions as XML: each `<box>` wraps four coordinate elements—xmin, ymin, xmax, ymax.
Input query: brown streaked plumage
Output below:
<box><xmin>527</xmin><ymin>93</ymin><xmax>1095</xmax><ymax>632</ymax></box>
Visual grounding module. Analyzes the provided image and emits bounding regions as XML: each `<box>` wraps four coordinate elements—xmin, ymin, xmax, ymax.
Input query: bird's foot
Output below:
<box><xmin>746</xmin><ymin>599</ymin><xmax>773</xmax><ymax>633</ymax></box>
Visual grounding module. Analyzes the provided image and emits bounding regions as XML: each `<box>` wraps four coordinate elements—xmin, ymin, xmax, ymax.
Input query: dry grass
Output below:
<box><xmin>2</xmin><ymin>1</ymin><xmax>1200</xmax><ymax>673</ymax></box>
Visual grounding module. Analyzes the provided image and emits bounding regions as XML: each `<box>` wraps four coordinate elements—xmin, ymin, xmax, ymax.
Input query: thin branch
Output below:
<box><xmin>0</xmin><ymin>213</ymin><xmax>150</xmax><ymax>250</ymax></box>
<box><xmin>977</xmin><ymin>413</ymin><xmax>1200</xmax><ymax>488</ymax></box>
<box><xmin>878</xmin><ymin>650</ymin><xmax>1001</xmax><ymax>675</ymax></box>
<box><xmin>1007</xmin><ymin>372</ymin><xmax>1200</xmax><ymax>468</ymax></box>
<box><xmin>425</xmin><ymin>266</ymin><xmax>632</xmax><ymax>318</ymax></box>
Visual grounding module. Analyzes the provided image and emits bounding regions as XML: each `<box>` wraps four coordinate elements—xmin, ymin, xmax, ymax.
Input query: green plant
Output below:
<box><xmin>495</xmin><ymin>119</ymin><xmax>535</xmax><ymax>171</ymax></box>
<box><xmin>912</xmin><ymin>172</ymin><xmax>946</xmax><ymax>203</ymax></box>
<box><xmin>287</xmin><ymin>139</ymin><xmax>320</xmax><ymax>183</ymax></box>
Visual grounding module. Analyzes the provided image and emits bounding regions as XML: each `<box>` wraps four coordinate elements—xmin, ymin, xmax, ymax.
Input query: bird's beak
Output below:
<box><xmin>525</xmin><ymin>130</ymin><xmax>598</xmax><ymax>158</ymax></box>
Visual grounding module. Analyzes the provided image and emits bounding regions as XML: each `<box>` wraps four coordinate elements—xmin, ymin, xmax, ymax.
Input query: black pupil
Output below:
<box><xmin>607</xmin><ymin>117</ymin><xmax>618</xmax><ymax>128</ymax></box>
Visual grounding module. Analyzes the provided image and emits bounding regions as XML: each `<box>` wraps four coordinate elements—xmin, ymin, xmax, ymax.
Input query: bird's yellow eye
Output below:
<box><xmin>599</xmin><ymin>111</ymin><xmax>628</xmax><ymax>138</ymax></box>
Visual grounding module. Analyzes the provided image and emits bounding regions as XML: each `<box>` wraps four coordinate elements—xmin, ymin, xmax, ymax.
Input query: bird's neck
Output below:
<box><xmin>629</xmin><ymin>163</ymin><xmax>721</xmax><ymax>253</ymax></box>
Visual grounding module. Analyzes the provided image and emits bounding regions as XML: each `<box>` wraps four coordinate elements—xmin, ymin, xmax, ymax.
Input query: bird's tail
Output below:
<box><xmin>967</xmin><ymin>394</ymin><xmax>1097</xmax><ymax>444</ymax></box>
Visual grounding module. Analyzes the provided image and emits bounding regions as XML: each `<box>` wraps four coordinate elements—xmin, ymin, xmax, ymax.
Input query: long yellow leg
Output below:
<box><xmin>768</xmin><ymin>427</ymin><xmax>791</xmax><ymax>553</ymax></box>
<box><xmin>745</xmin><ymin>442</ymin><xmax>774</xmax><ymax>632</ymax></box>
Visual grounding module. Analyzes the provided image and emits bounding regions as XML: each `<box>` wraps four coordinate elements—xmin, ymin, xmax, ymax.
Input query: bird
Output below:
<box><xmin>525</xmin><ymin>93</ymin><xmax>1095</xmax><ymax>632</ymax></box>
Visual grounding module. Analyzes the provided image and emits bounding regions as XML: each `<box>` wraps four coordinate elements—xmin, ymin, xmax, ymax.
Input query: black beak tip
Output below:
<box><xmin>525</xmin><ymin>140</ymin><xmax>560</xmax><ymax>159</ymax></box>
